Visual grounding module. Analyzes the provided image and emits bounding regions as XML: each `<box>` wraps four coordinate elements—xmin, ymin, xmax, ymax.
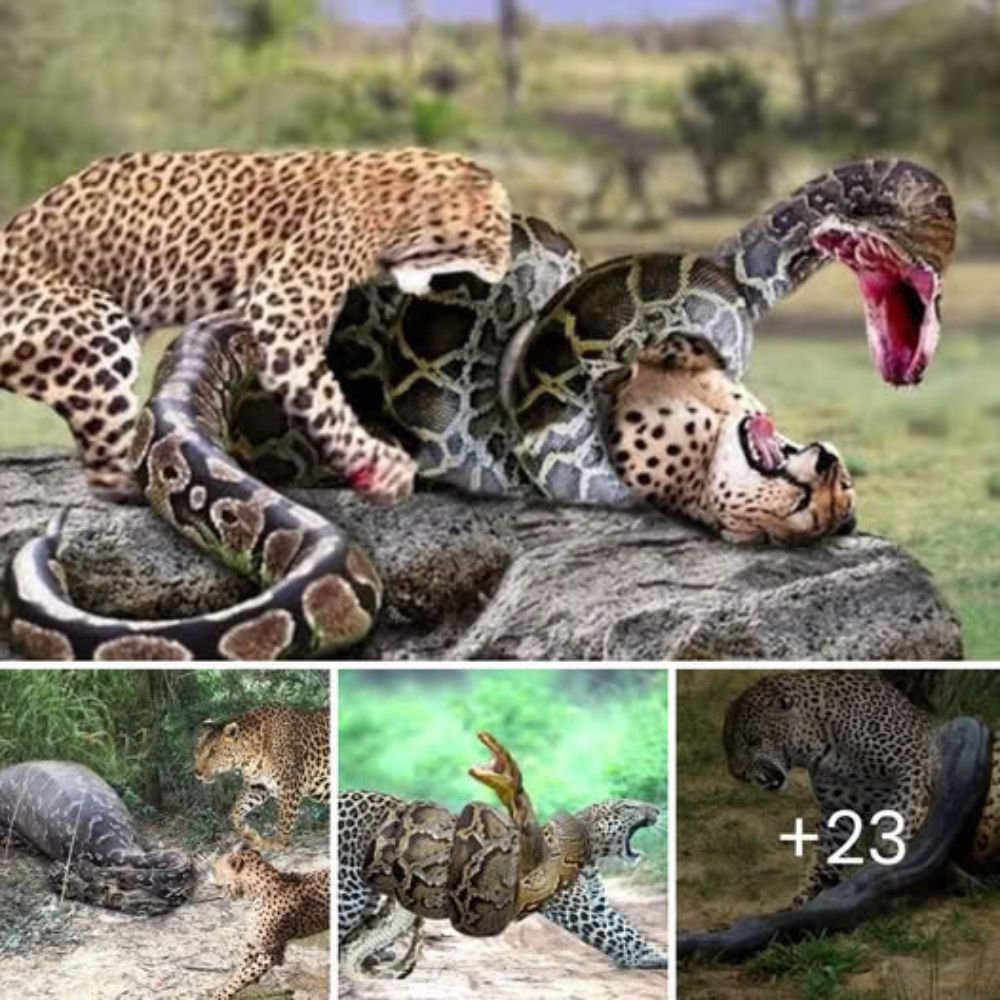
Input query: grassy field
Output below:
<box><xmin>677</xmin><ymin>670</ymin><xmax>1000</xmax><ymax>1000</ymax></box>
<box><xmin>0</xmin><ymin>218</ymin><xmax>995</xmax><ymax>657</ymax></box>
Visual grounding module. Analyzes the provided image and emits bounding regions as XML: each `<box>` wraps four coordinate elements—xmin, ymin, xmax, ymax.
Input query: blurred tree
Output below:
<box><xmin>777</xmin><ymin>0</ymin><xmax>837</xmax><ymax>134</ymax></box>
<box><xmin>224</xmin><ymin>0</ymin><xmax>317</xmax><ymax>48</ymax></box>
<box><xmin>675</xmin><ymin>61</ymin><xmax>767</xmax><ymax>211</ymax></box>
<box><xmin>402</xmin><ymin>0</ymin><xmax>425</xmax><ymax>81</ymax></box>
<box><xmin>498</xmin><ymin>0</ymin><xmax>522</xmax><ymax>112</ymax></box>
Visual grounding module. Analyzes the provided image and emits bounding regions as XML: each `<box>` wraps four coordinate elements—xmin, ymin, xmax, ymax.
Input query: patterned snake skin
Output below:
<box><xmin>6</xmin><ymin>160</ymin><xmax>955</xmax><ymax>659</ymax></box>
<box><xmin>0</xmin><ymin>760</ymin><xmax>193</xmax><ymax>914</ymax></box>
<box><xmin>340</xmin><ymin>734</ymin><xmax>666</xmax><ymax>977</ymax></box>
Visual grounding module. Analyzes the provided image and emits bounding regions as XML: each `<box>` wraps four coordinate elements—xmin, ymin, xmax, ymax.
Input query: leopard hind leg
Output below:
<box><xmin>0</xmin><ymin>268</ymin><xmax>142</xmax><ymax>501</ymax></box>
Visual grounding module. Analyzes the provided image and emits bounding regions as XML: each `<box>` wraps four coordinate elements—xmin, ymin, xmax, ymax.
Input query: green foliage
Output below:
<box><xmin>0</xmin><ymin>669</ymin><xmax>327</xmax><ymax>841</ymax></box>
<box><xmin>675</xmin><ymin>59</ymin><xmax>768</xmax><ymax>209</ymax></box>
<box><xmin>754</xmin><ymin>935</ymin><xmax>866</xmax><ymax>999</ymax></box>
<box><xmin>338</xmin><ymin>669</ymin><xmax>668</xmax><ymax>819</ymax></box>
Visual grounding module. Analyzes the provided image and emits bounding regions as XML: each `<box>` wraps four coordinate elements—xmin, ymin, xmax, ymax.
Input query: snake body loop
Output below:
<box><xmin>5</xmin><ymin>161</ymin><xmax>956</xmax><ymax>659</ymax></box>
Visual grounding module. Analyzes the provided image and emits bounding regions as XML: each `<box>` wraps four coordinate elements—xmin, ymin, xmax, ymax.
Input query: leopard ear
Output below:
<box><xmin>224</xmin><ymin>722</ymin><xmax>239</xmax><ymax>737</ymax></box>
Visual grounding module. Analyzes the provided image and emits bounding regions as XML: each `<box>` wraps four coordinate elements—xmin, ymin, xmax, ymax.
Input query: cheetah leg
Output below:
<box><xmin>229</xmin><ymin>784</ymin><xmax>271</xmax><ymax>848</ymax></box>
<box><xmin>246</xmin><ymin>251</ymin><xmax>417</xmax><ymax>505</ymax></box>
<box><xmin>540</xmin><ymin>866</ymin><xmax>669</xmax><ymax>969</ymax></box>
<box><xmin>210</xmin><ymin>946</ymin><xmax>275</xmax><ymax>1000</ymax></box>
<box><xmin>0</xmin><ymin>271</ymin><xmax>141</xmax><ymax>500</ymax></box>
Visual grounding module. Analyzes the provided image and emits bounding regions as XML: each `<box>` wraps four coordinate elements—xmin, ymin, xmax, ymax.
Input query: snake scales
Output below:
<box><xmin>340</xmin><ymin>732</ymin><xmax>665</xmax><ymax>978</ymax></box>
<box><xmin>6</xmin><ymin>159</ymin><xmax>955</xmax><ymax>659</ymax></box>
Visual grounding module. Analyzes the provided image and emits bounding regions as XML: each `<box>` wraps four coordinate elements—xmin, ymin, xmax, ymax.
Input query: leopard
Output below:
<box><xmin>724</xmin><ymin>670</ymin><xmax>1000</xmax><ymax>908</ymax></box>
<box><xmin>339</xmin><ymin>789</ymin><xmax>668</xmax><ymax>972</ymax></box>
<box><xmin>0</xmin><ymin>147</ymin><xmax>511</xmax><ymax>504</ymax></box>
<box><xmin>194</xmin><ymin>704</ymin><xmax>329</xmax><ymax>850</ymax></box>
<box><xmin>211</xmin><ymin>847</ymin><xmax>329</xmax><ymax>1000</ymax></box>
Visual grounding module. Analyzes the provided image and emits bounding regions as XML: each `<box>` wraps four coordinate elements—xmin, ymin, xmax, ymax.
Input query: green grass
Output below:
<box><xmin>746</xmin><ymin>331</ymin><xmax>1000</xmax><ymax>660</ymax></box>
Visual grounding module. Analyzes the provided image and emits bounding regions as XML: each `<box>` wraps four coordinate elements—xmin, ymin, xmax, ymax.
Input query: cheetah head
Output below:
<box><xmin>707</xmin><ymin>410</ymin><xmax>856</xmax><ymax>545</ymax></box>
<box><xmin>611</xmin><ymin>346</ymin><xmax>856</xmax><ymax>545</ymax></box>
<box><xmin>380</xmin><ymin>150</ymin><xmax>512</xmax><ymax>295</ymax></box>
<box><xmin>575</xmin><ymin>799</ymin><xmax>661</xmax><ymax>865</ymax></box>
<box><xmin>723</xmin><ymin>675</ymin><xmax>828</xmax><ymax>792</ymax></box>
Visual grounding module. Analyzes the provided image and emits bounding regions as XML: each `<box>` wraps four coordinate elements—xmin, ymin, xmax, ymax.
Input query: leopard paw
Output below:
<box><xmin>346</xmin><ymin>448</ymin><xmax>416</xmax><ymax>507</ymax></box>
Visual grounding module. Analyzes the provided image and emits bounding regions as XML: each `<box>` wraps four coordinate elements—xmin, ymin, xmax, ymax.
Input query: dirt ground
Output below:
<box><xmin>0</xmin><ymin>830</ymin><xmax>329</xmax><ymax>1000</ymax></box>
<box><xmin>339</xmin><ymin>876</ymin><xmax>668</xmax><ymax>1000</ymax></box>
<box><xmin>676</xmin><ymin>670</ymin><xmax>1000</xmax><ymax>1000</ymax></box>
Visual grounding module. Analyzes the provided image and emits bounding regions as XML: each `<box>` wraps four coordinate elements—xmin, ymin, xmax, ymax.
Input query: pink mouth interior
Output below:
<box><xmin>748</xmin><ymin>413</ymin><xmax>783</xmax><ymax>472</ymax></box>
<box><xmin>813</xmin><ymin>228</ymin><xmax>940</xmax><ymax>386</ymax></box>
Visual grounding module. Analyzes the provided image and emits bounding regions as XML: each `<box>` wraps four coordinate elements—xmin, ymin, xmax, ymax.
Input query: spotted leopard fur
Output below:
<box><xmin>6</xmin><ymin>161</ymin><xmax>955</xmax><ymax>659</ymax></box>
<box><xmin>211</xmin><ymin>847</ymin><xmax>329</xmax><ymax>1000</ymax></box>
<box><xmin>194</xmin><ymin>705</ymin><xmax>329</xmax><ymax>849</ymax></box>
<box><xmin>0</xmin><ymin>147</ymin><xmax>511</xmax><ymax>504</ymax></box>
<box><xmin>725</xmin><ymin>671</ymin><xmax>1000</xmax><ymax>907</ymax></box>
<box><xmin>338</xmin><ymin>789</ymin><xmax>667</xmax><ymax>973</ymax></box>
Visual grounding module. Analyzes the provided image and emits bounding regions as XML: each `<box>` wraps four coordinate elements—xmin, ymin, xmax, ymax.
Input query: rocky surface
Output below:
<box><xmin>0</xmin><ymin>449</ymin><xmax>963</xmax><ymax>660</ymax></box>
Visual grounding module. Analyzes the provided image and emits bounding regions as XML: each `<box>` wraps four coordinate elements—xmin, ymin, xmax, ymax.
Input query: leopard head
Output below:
<box><xmin>377</xmin><ymin>149</ymin><xmax>512</xmax><ymax>295</ymax></box>
<box><xmin>723</xmin><ymin>674</ymin><xmax>833</xmax><ymax>792</ymax></box>
<box><xmin>575</xmin><ymin>799</ymin><xmax>661</xmax><ymax>865</ymax></box>
<box><xmin>193</xmin><ymin>714</ymin><xmax>264</xmax><ymax>783</ymax></box>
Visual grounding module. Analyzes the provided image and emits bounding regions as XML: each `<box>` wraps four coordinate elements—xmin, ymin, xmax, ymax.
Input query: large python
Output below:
<box><xmin>6</xmin><ymin>159</ymin><xmax>955</xmax><ymax>659</ymax></box>
<box><xmin>340</xmin><ymin>732</ymin><xmax>667</xmax><ymax>977</ymax></box>
<box><xmin>677</xmin><ymin>716</ymin><xmax>992</xmax><ymax>961</ymax></box>
<box><xmin>0</xmin><ymin>760</ymin><xmax>193</xmax><ymax>914</ymax></box>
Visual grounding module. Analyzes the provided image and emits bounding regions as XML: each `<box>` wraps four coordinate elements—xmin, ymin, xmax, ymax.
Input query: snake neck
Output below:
<box><xmin>714</xmin><ymin>158</ymin><xmax>954</xmax><ymax>319</ymax></box>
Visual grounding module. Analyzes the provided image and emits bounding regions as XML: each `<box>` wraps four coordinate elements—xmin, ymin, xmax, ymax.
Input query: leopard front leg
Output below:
<box><xmin>229</xmin><ymin>784</ymin><xmax>271</xmax><ymax>848</ymax></box>
<box><xmin>247</xmin><ymin>247</ymin><xmax>417</xmax><ymax>505</ymax></box>
<box><xmin>540</xmin><ymin>867</ymin><xmax>668</xmax><ymax>969</ymax></box>
<box><xmin>211</xmin><ymin>945</ymin><xmax>275</xmax><ymax>1000</ymax></box>
<box><xmin>256</xmin><ymin>785</ymin><xmax>303</xmax><ymax>851</ymax></box>
<box><xmin>338</xmin><ymin>865</ymin><xmax>380</xmax><ymax>938</ymax></box>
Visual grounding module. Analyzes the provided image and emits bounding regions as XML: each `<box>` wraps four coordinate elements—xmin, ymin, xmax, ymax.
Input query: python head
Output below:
<box><xmin>611</xmin><ymin>351</ymin><xmax>856</xmax><ymax>545</ymax></box>
<box><xmin>812</xmin><ymin>162</ymin><xmax>956</xmax><ymax>386</ymax></box>
<box><xmin>575</xmin><ymin>799</ymin><xmax>660</xmax><ymax>865</ymax></box>
<box><xmin>468</xmin><ymin>730</ymin><xmax>524</xmax><ymax>815</ymax></box>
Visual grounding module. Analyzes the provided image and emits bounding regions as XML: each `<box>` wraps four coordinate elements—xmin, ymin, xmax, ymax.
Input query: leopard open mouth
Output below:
<box><xmin>752</xmin><ymin>760</ymin><xmax>788</xmax><ymax>792</ymax></box>
<box><xmin>813</xmin><ymin>223</ymin><xmax>940</xmax><ymax>387</ymax></box>
<box><xmin>624</xmin><ymin>809</ymin><xmax>658</xmax><ymax>862</ymax></box>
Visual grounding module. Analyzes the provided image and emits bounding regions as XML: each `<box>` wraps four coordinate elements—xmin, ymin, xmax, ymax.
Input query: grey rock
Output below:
<box><xmin>0</xmin><ymin>449</ymin><xmax>963</xmax><ymax>660</ymax></box>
